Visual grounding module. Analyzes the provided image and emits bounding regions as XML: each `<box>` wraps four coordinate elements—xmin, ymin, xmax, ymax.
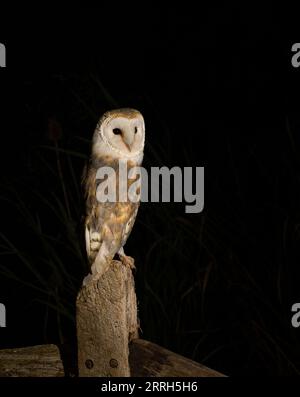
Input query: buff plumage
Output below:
<box><xmin>82</xmin><ymin>108</ymin><xmax>145</xmax><ymax>284</ymax></box>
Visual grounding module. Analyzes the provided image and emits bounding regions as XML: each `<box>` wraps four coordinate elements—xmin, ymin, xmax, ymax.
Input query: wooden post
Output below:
<box><xmin>76</xmin><ymin>260</ymin><xmax>138</xmax><ymax>377</ymax></box>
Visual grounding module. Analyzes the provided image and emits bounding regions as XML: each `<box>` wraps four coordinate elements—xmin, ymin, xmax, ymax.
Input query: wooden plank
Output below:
<box><xmin>76</xmin><ymin>260</ymin><xmax>138</xmax><ymax>377</ymax></box>
<box><xmin>0</xmin><ymin>340</ymin><xmax>224</xmax><ymax>377</ymax></box>
<box><xmin>0</xmin><ymin>344</ymin><xmax>64</xmax><ymax>377</ymax></box>
<box><xmin>129</xmin><ymin>339</ymin><xmax>225</xmax><ymax>377</ymax></box>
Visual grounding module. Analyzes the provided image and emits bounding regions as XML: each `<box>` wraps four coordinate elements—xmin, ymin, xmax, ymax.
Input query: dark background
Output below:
<box><xmin>0</xmin><ymin>4</ymin><xmax>299</xmax><ymax>375</ymax></box>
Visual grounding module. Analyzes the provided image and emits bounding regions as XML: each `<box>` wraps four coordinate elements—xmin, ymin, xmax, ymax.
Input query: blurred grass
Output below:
<box><xmin>0</xmin><ymin>73</ymin><xmax>299</xmax><ymax>375</ymax></box>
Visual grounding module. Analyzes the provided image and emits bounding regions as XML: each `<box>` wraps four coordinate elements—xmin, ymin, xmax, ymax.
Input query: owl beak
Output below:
<box><xmin>124</xmin><ymin>142</ymin><xmax>132</xmax><ymax>152</ymax></box>
<box><xmin>122</xmin><ymin>136</ymin><xmax>134</xmax><ymax>152</ymax></box>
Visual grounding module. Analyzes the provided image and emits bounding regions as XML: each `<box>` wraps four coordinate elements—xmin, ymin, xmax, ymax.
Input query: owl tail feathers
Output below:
<box><xmin>82</xmin><ymin>273</ymin><xmax>95</xmax><ymax>286</ymax></box>
<box><xmin>82</xmin><ymin>260</ymin><xmax>111</xmax><ymax>286</ymax></box>
<box><xmin>83</xmin><ymin>247</ymin><xmax>112</xmax><ymax>286</ymax></box>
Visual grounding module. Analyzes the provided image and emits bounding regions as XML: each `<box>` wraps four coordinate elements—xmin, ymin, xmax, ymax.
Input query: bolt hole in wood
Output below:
<box><xmin>109</xmin><ymin>358</ymin><xmax>119</xmax><ymax>368</ymax></box>
<box><xmin>85</xmin><ymin>359</ymin><xmax>94</xmax><ymax>369</ymax></box>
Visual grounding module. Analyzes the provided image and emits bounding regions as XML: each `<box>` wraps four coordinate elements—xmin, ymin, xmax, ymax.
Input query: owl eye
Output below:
<box><xmin>134</xmin><ymin>127</ymin><xmax>138</xmax><ymax>134</ymax></box>
<box><xmin>113</xmin><ymin>128</ymin><xmax>122</xmax><ymax>135</ymax></box>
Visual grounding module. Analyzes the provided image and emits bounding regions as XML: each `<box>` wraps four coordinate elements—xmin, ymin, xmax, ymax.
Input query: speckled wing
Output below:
<box><xmin>120</xmin><ymin>204</ymin><xmax>139</xmax><ymax>248</ymax></box>
<box><xmin>82</xmin><ymin>157</ymin><xmax>140</xmax><ymax>267</ymax></box>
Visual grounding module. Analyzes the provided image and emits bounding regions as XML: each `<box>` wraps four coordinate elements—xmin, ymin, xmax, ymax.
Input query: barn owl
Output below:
<box><xmin>82</xmin><ymin>108</ymin><xmax>145</xmax><ymax>285</ymax></box>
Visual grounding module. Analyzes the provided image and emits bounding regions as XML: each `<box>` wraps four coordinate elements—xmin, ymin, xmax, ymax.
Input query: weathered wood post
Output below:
<box><xmin>76</xmin><ymin>260</ymin><xmax>138</xmax><ymax>376</ymax></box>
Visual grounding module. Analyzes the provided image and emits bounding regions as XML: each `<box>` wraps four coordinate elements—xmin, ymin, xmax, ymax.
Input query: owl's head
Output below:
<box><xmin>92</xmin><ymin>108</ymin><xmax>145</xmax><ymax>162</ymax></box>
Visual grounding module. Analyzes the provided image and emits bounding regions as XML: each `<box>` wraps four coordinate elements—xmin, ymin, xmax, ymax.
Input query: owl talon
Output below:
<box><xmin>119</xmin><ymin>254</ymin><xmax>135</xmax><ymax>270</ymax></box>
